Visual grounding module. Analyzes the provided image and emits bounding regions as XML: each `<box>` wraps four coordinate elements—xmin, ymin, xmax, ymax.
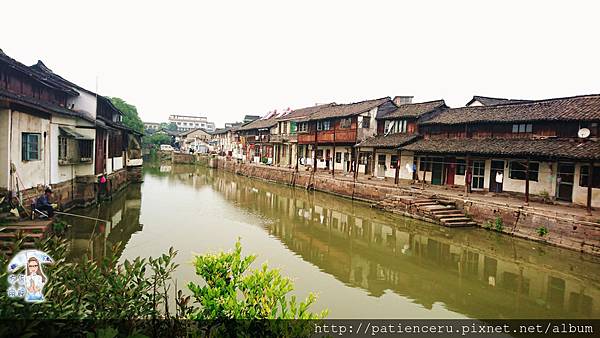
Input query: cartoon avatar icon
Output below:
<box><xmin>7</xmin><ymin>250</ymin><xmax>53</xmax><ymax>303</ymax></box>
<box><xmin>24</xmin><ymin>257</ymin><xmax>46</xmax><ymax>302</ymax></box>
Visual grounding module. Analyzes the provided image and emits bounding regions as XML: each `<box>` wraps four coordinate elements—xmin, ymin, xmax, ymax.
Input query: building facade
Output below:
<box><xmin>401</xmin><ymin>95</ymin><xmax>600</xmax><ymax>209</ymax></box>
<box><xmin>0</xmin><ymin>49</ymin><xmax>141</xmax><ymax>209</ymax></box>
<box><xmin>168</xmin><ymin>114</ymin><xmax>215</xmax><ymax>132</ymax></box>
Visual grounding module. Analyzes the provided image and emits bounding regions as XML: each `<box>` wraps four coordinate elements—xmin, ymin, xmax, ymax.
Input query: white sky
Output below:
<box><xmin>2</xmin><ymin>0</ymin><xmax>599</xmax><ymax>127</ymax></box>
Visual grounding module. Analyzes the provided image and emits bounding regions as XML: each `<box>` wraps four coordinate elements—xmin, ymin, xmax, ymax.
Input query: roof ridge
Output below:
<box><xmin>464</xmin><ymin>93</ymin><xmax>600</xmax><ymax>110</ymax></box>
<box><xmin>397</xmin><ymin>99</ymin><xmax>445</xmax><ymax>106</ymax></box>
<box><xmin>334</xmin><ymin>96</ymin><xmax>390</xmax><ymax>107</ymax></box>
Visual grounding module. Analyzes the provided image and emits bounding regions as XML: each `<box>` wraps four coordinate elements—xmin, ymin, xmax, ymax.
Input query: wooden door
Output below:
<box><xmin>557</xmin><ymin>163</ymin><xmax>575</xmax><ymax>201</ymax></box>
<box><xmin>431</xmin><ymin>157</ymin><xmax>443</xmax><ymax>185</ymax></box>
<box><xmin>472</xmin><ymin>160</ymin><xmax>485</xmax><ymax>190</ymax></box>
<box><xmin>489</xmin><ymin>160</ymin><xmax>504</xmax><ymax>192</ymax></box>
<box><xmin>95</xmin><ymin>129</ymin><xmax>106</xmax><ymax>175</ymax></box>
<box><xmin>445</xmin><ymin>157</ymin><xmax>455</xmax><ymax>185</ymax></box>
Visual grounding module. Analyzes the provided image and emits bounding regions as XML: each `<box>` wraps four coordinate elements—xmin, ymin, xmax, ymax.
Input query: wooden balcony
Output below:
<box><xmin>271</xmin><ymin>134</ymin><xmax>298</xmax><ymax>143</ymax></box>
<box><xmin>298</xmin><ymin>129</ymin><xmax>357</xmax><ymax>144</ymax></box>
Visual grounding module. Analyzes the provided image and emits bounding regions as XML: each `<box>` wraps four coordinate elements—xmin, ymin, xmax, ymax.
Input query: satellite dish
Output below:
<box><xmin>578</xmin><ymin>128</ymin><xmax>591</xmax><ymax>138</ymax></box>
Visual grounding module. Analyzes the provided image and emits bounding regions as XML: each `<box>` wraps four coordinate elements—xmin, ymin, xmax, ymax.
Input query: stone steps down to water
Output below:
<box><xmin>0</xmin><ymin>220</ymin><xmax>51</xmax><ymax>255</ymax></box>
<box><xmin>374</xmin><ymin>195</ymin><xmax>476</xmax><ymax>227</ymax></box>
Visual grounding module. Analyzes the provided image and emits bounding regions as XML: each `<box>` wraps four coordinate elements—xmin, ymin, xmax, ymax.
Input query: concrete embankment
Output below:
<box><xmin>206</xmin><ymin>156</ymin><xmax>600</xmax><ymax>256</ymax></box>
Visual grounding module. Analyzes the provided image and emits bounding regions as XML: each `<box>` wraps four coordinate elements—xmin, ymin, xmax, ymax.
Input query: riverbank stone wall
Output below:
<box><xmin>210</xmin><ymin>156</ymin><xmax>600</xmax><ymax>256</ymax></box>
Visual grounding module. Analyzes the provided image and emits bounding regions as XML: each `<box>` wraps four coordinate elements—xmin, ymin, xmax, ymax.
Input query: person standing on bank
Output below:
<box><xmin>35</xmin><ymin>187</ymin><xmax>55</xmax><ymax>218</ymax></box>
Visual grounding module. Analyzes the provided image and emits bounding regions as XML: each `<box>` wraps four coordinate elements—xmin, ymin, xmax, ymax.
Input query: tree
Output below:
<box><xmin>160</xmin><ymin>122</ymin><xmax>178</xmax><ymax>132</ymax></box>
<box><xmin>142</xmin><ymin>133</ymin><xmax>172</xmax><ymax>148</ymax></box>
<box><xmin>109</xmin><ymin>97</ymin><xmax>144</xmax><ymax>133</ymax></box>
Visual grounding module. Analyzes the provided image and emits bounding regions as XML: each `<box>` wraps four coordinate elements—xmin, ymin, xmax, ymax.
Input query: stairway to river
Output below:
<box><xmin>375</xmin><ymin>195</ymin><xmax>476</xmax><ymax>227</ymax></box>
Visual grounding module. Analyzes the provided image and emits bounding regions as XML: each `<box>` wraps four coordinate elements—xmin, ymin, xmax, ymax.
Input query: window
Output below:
<box><xmin>335</xmin><ymin>152</ymin><xmax>342</xmax><ymax>163</ymax></box>
<box><xmin>290</xmin><ymin>121</ymin><xmax>297</xmax><ymax>134</ymax></box>
<box><xmin>420</xmin><ymin>157</ymin><xmax>431</xmax><ymax>171</ymax></box>
<box><xmin>512</xmin><ymin>123</ymin><xmax>532</xmax><ymax>134</ymax></box>
<box><xmin>378</xmin><ymin>154</ymin><xmax>386</xmax><ymax>166</ymax></box>
<box><xmin>317</xmin><ymin>120</ymin><xmax>331</xmax><ymax>131</ymax></box>
<box><xmin>361</xmin><ymin>117</ymin><xmax>370</xmax><ymax>128</ymax></box>
<box><xmin>509</xmin><ymin>161</ymin><xmax>539</xmax><ymax>181</ymax></box>
<box><xmin>58</xmin><ymin>136</ymin><xmax>68</xmax><ymax>161</ymax></box>
<box><xmin>456</xmin><ymin>159</ymin><xmax>466</xmax><ymax>175</ymax></box>
<box><xmin>580</xmin><ymin>165</ymin><xmax>600</xmax><ymax>188</ymax></box>
<box><xmin>297</xmin><ymin>122</ymin><xmax>308</xmax><ymax>132</ymax></box>
<box><xmin>384</xmin><ymin>119</ymin><xmax>408</xmax><ymax>133</ymax></box>
<box><xmin>340</xmin><ymin>118</ymin><xmax>352</xmax><ymax>128</ymax></box>
<box><xmin>22</xmin><ymin>133</ymin><xmax>41</xmax><ymax>161</ymax></box>
<box><xmin>78</xmin><ymin>140</ymin><xmax>93</xmax><ymax>162</ymax></box>
<box><xmin>316</xmin><ymin>149</ymin><xmax>324</xmax><ymax>159</ymax></box>
<box><xmin>390</xmin><ymin>155</ymin><xmax>399</xmax><ymax>169</ymax></box>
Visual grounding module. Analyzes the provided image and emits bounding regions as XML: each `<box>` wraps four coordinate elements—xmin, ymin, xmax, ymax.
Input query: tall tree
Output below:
<box><xmin>160</xmin><ymin>122</ymin><xmax>178</xmax><ymax>131</ymax></box>
<box><xmin>109</xmin><ymin>97</ymin><xmax>144</xmax><ymax>133</ymax></box>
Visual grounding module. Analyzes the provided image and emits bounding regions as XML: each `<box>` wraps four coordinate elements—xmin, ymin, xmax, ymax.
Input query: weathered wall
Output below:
<box><xmin>172</xmin><ymin>152</ymin><xmax>196</xmax><ymax>164</ymax></box>
<box><xmin>211</xmin><ymin>157</ymin><xmax>600</xmax><ymax>256</ymax></box>
<box><xmin>20</xmin><ymin>168</ymin><xmax>130</xmax><ymax>212</ymax></box>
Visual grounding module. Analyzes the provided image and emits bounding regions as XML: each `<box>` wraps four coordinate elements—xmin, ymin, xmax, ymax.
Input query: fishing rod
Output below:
<box><xmin>53</xmin><ymin>211</ymin><xmax>112</xmax><ymax>225</ymax></box>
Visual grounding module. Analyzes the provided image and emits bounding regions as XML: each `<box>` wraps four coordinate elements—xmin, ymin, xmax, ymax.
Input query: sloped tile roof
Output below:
<box><xmin>277</xmin><ymin>103</ymin><xmax>334</xmax><ymax>121</ymax></box>
<box><xmin>424</xmin><ymin>94</ymin><xmax>600</xmax><ymax>125</ymax></box>
<box><xmin>467</xmin><ymin>96</ymin><xmax>531</xmax><ymax>106</ymax></box>
<box><xmin>356</xmin><ymin>133</ymin><xmax>419</xmax><ymax>148</ymax></box>
<box><xmin>306</xmin><ymin>97</ymin><xmax>391</xmax><ymax>121</ymax></box>
<box><xmin>401</xmin><ymin>137</ymin><xmax>600</xmax><ymax>160</ymax></box>
<box><xmin>379</xmin><ymin>100</ymin><xmax>446</xmax><ymax>119</ymax></box>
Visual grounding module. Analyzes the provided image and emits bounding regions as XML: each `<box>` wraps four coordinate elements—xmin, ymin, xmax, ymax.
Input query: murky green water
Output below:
<box><xmin>65</xmin><ymin>164</ymin><xmax>600</xmax><ymax>319</ymax></box>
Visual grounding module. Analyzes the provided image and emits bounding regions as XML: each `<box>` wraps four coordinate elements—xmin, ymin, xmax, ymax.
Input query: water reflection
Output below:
<box><xmin>207</xmin><ymin>169</ymin><xmax>600</xmax><ymax>319</ymax></box>
<box><xmin>68</xmin><ymin>164</ymin><xmax>600</xmax><ymax>319</ymax></box>
<box><xmin>65</xmin><ymin>184</ymin><xmax>143</xmax><ymax>261</ymax></box>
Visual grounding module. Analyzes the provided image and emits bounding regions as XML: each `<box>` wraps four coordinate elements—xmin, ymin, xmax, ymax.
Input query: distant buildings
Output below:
<box><xmin>143</xmin><ymin>122</ymin><xmax>160</xmax><ymax>131</ymax></box>
<box><xmin>168</xmin><ymin>114</ymin><xmax>215</xmax><ymax>132</ymax></box>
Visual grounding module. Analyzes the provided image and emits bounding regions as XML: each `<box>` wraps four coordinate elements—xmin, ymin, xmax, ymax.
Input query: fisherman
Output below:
<box><xmin>35</xmin><ymin>187</ymin><xmax>56</xmax><ymax>218</ymax></box>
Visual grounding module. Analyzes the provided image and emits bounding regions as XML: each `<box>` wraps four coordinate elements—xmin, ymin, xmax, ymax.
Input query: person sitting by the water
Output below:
<box><xmin>35</xmin><ymin>187</ymin><xmax>55</xmax><ymax>218</ymax></box>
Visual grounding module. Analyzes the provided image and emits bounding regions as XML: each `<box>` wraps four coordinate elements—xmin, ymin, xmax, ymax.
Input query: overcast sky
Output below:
<box><xmin>2</xmin><ymin>1</ymin><xmax>599</xmax><ymax>127</ymax></box>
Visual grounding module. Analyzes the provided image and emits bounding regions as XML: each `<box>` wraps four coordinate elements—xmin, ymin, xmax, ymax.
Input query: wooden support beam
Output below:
<box><xmin>332</xmin><ymin>121</ymin><xmax>336</xmax><ymax>177</ymax></box>
<box><xmin>587</xmin><ymin>161</ymin><xmax>594</xmax><ymax>215</ymax></box>
<box><xmin>394</xmin><ymin>149</ymin><xmax>401</xmax><ymax>185</ymax></box>
<box><xmin>465</xmin><ymin>154</ymin><xmax>471</xmax><ymax>196</ymax></box>
<box><xmin>525</xmin><ymin>158</ymin><xmax>530</xmax><ymax>205</ymax></box>
<box><xmin>371</xmin><ymin>148</ymin><xmax>376</xmax><ymax>177</ymax></box>
<box><xmin>354</xmin><ymin>147</ymin><xmax>360</xmax><ymax>180</ymax></box>
<box><xmin>313</xmin><ymin>124</ymin><xmax>318</xmax><ymax>173</ymax></box>
<box><xmin>422</xmin><ymin>155</ymin><xmax>427</xmax><ymax>189</ymax></box>
<box><xmin>295</xmin><ymin>144</ymin><xmax>299</xmax><ymax>172</ymax></box>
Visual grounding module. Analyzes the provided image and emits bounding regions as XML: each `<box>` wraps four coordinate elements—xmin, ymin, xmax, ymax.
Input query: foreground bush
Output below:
<box><xmin>0</xmin><ymin>236</ymin><xmax>325</xmax><ymax>337</ymax></box>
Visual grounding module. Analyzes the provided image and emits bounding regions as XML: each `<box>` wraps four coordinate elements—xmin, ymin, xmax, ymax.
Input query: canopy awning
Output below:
<box><xmin>59</xmin><ymin>126</ymin><xmax>93</xmax><ymax>140</ymax></box>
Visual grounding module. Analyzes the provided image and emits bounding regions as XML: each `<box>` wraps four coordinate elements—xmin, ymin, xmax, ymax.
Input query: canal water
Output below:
<box><xmin>65</xmin><ymin>164</ymin><xmax>600</xmax><ymax>319</ymax></box>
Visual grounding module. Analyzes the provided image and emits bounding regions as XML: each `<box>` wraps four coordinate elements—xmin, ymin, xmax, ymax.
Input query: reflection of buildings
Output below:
<box><xmin>203</xmin><ymin>169</ymin><xmax>600</xmax><ymax>319</ymax></box>
<box><xmin>66</xmin><ymin>184</ymin><xmax>143</xmax><ymax>261</ymax></box>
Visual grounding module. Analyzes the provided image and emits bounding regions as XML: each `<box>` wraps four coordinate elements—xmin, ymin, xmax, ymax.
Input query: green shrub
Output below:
<box><xmin>536</xmin><ymin>226</ymin><xmax>549</xmax><ymax>237</ymax></box>
<box><xmin>494</xmin><ymin>217</ymin><xmax>504</xmax><ymax>232</ymax></box>
<box><xmin>188</xmin><ymin>240</ymin><xmax>326</xmax><ymax>320</ymax></box>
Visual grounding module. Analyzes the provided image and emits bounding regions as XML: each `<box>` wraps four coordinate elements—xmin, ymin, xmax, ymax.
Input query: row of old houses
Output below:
<box><xmin>210</xmin><ymin>94</ymin><xmax>600</xmax><ymax>211</ymax></box>
<box><xmin>0</xmin><ymin>49</ymin><xmax>143</xmax><ymax>210</ymax></box>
